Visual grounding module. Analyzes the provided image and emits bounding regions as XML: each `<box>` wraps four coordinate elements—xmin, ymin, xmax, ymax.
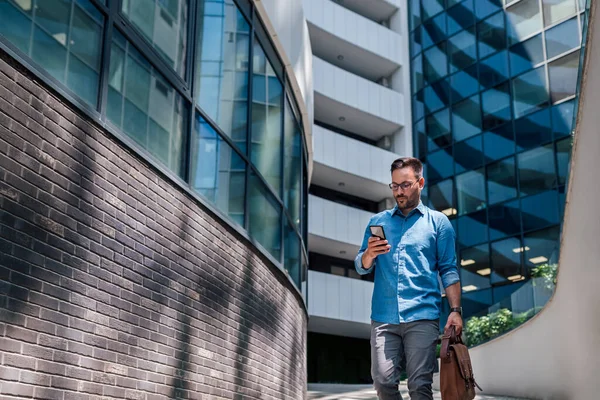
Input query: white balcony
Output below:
<box><xmin>303</xmin><ymin>0</ymin><xmax>403</xmax><ymax>81</ymax></box>
<box><xmin>307</xmin><ymin>270</ymin><xmax>373</xmax><ymax>339</ymax></box>
<box><xmin>308</xmin><ymin>195</ymin><xmax>374</xmax><ymax>260</ymax></box>
<box><xmin>313</xmin><ymin>56</ymin><xmax>404</xmax><ymax>140</ymax></box>
<box><xmin>312</xmin><ymin>124</ymin><xmax>400</xmax><ymax>201</ymax></box>
<box><xmin>336</xmin><ymin>0</ymin><xmax>402</xmax><ymax>24</ymax></box>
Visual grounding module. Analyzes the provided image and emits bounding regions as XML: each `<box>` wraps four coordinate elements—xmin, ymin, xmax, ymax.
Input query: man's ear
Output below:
<box><xmin>419</xmin><ymin>176</ymin><xmax>425</xmax><ymax>188</ymax></box>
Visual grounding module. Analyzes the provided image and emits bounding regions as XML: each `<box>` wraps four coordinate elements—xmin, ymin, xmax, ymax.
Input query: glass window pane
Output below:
<box><xmin>491</xmin><ymin>237</ymin><xmax>523</xmax><ymax>284</ymax></box>
<box><xmin>452</xmin><ymin>94</ymin><xmax>481</xmax><ymax>141</ymax></box>
<box><xmin>410</xmin><ymin>0</ymin><xmax>421</xmax><ymax>30</ymax></box>
<box><xmin>552</xmin><ymin>99</ymin><xmax>575</xmax><ymax>138</ymax></box>
<box><xmin>423</xmin><ymin>12</ymin><xmax>447</xmax><ymax>46</ymax></box>
<box><xmin>515</xmin><ymin>108</ymin><xmax>552</xmax><ymax>151</ymax></box>
<box><xmin>556</xmin><ymin>137</ymin><xmax>572</xmax><ymax>185</ymax></box>
<box><xmin>478</xmin><ymin>12</ymin><xmax>506</xmax><ymax>59</ymax></box>
<box><xmin>545</xmin><ymin>17</ymin><xmax>580</xmax><ymax>59</ymax></box>
<box><xmin>507</xmin><ymin>0</ymin><xmax>542</xmax><ymax>45</ymax></box>
<box><xmin>450</xmin><ymin>64</ymin><xmax>479</xmax><ymax>104</ymax></box>
<box><xmin>427</xmin><ymin>148</ymin><xmax>454</xmax><ymax>182</ymax></box>
<box><xmin>521</xmin><ymin>190</ymin><xmax>560</xmax><ymax>231</ymax></box>
<box><xmin>195</xmin><ymin>1</ymin><xmax>250</xmax><ymax>147</ymax></box>
<box><xmin>480</xmin><ymin>50</ymin><xmax>509</xmax><ymax>89</ymax></box>
<box><xmin>285</xmin><ymin>220</ymin><xmax>301</xmax><ymax>287</ymax></box>
<box><xmin>518</xmin><ymin>144</ymin><xmax>557</xmax><ymax>196</ymax></box>
<box><xmin>411</xmin><ymin>28</ymin><xmax>422</xmax><ymax>58</ymax></box>
<box><xmin>549</xmin><ymin>50</ymin><xmax>580</xmax><ymax>103</ymax></box>
<box><xmin>448</xmin><ymin>27</ymin><xmax>477</xmax><ymax>73</ymax></box>
<box><xmin>284</xmin><ymin>99</ymin><xmax>301</xmax><ymax>228</ymax></box>
<box><xmin>190</xmin><ymin>115</ymin><xmax>246</xmax><ymax>225</ymax></box>
<box><xmin>456</xmin><ymin>169</ymin><xmax>486</xmax><ymax>216</ymax></box>
<box><xmin>457</xmin><ymin>210</ymin><xmax>488</xmax><ymax>248</ymax></box>
<box><xmin>108</xmin><ymin>30</ymin><xmax>186</xmax><ymax>176</ymax></box>
<box><xmin>424</xmin><ymin>79</ymin><xmax>450</xmax><ymax>114</ymax></box>
<box><xmin>524</xmin><ymin>226</ymin><xmax>560</xmax><ymax>272</ymax></box>
<box><xmin>487</xmin><ymin>157</ymin><xmax>517</xmax><ymax>205</ymax></box>
<box><xmin>121</xmin><ymin>0</ymin><xmax>188</xmax><ymax>76</ymax></box>
<box><xmin>447</xmin><ymin>0</ymin><xmax>476</xmax><ymax>36</ymax></box>
<box><xmin>429</xmin><ymin>179</ymin><xmax>455</xmax><ymax>217</ymax></box>
<box><xmin>423</xmin><ymin>42</ymin><xmax>448</xmax><ymax>84</ymax></box>
<box><xmin>249</xmin><ymin>172</ymin><xmax>282</xmax><ymax>260</ymax></box>
<box><xmin>483</xmin><ymin>123</ymin><xmax>515</xmax><ymax>162</ymax></box>
<box><xmin>460</xmin><ymin>244</ymin><xmax>491</xmax><ymax>291</ymax></box>
<box><xmin>414</xmin><ymin>91</ymin><xmax>425</xmax><ymax>121</ymax></box>
<box><xmin>416</xmin><ymin>119</ymin><xmax>427</xmax><ymax>158</ymax></box>
<box><xmin>0</xmin><ymin>0</ymin><xmax>33</xmax><ymax>53</ymax></box>
<box><xmin>542</xmin><ymin>0</ymin><xmax>577</xmax><ymax>27</ymax></box>
<box><xmin>422</xmin><ymin>0</ymin><xmax>444</xmax><ymax>21</ymax></box>
<box><xmin>476</xmin><ymin>0</ymin><xmax>502</xmax><ymax>20</ymax></box>
<box><xmin>455</xmin><ymin>135</ymin><xmax>484</xmax><ymax>174</ymax></box>
<box><xmin>412</xmin><ymin>54</ymin><xmax>424</xmax><ymax>93</ymax></box>
<box><xmin>509</xmin><ymin>34</ymin><xmax>544</xmax><ymax>77</ymax></box>
<box><xmin>251</xmin><ymin>38</ymin><xmax>283</xmax><ymax>195</ymax></box>
<box><xmin>482</xmin><ymin>82</ymin><xmax>511</xmax><ymax>130</ymax></box>
<box><xmin>489</xmin><ymin>199</ymin><xmax>521</xmax><ymax>240</ymax></box>
<box><xmin>512</xmin><ymin>66</ymin><xmax>548</xmax><ymax>118</ymax></box>
<box><xmin>426</xmin><ymin>108</ymin><xmax>451</xmax><ymax>152</ymax></box>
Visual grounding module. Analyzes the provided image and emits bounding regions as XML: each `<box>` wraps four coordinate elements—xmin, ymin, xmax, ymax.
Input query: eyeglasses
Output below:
<box><xmin>389</xmin><ymin>181</ymin><xmax>418</xmax><ymax>191</ymax></box>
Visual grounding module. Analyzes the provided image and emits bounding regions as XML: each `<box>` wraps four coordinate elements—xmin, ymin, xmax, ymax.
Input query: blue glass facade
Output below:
<box><xmin>409</xmin><ymin>0</ymin><xmax>587</xmax><ymax>318</ymax></box>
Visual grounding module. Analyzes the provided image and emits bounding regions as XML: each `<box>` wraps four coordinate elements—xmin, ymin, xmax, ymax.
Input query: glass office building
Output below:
<box><xmin>0</xmin><ymin>0</ymin><xmax>309</xmax><ymax>290</ymax></box>
<box><xmin>409</xmin><ymin>0</ymin><xmax>587</xmax><ymax>318</ymax></box>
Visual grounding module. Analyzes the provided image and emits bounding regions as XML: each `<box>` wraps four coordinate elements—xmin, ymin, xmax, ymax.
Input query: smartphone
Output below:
<box><xmin>369</xmin><ymin>225</ymin><xmax>386</xmax><ymax>240</ymax></box>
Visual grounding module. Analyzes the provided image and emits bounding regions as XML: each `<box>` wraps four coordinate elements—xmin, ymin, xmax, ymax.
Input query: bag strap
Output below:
<box><xmin>440</xmin><ymin>325</ymin><xmax>457</xmax><ymax>363</ymax></box>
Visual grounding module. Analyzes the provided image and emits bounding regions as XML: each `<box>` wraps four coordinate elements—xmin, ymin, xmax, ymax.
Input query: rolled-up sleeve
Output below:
<box><xmin>354</xmin><ymin>217</ymin><xmax>375</xmax><ymax>275</ymax></box>
<box><xmin>437</xmin><ymin>216</ymin><xmax>460</xmax><ymax>288</ymax></box>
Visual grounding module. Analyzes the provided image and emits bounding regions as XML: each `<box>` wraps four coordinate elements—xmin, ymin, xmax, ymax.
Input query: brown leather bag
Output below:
<box><xmin>440</xmin><ymin>326</ymin><xmax>482</xmax><ymax>400</ymax></box>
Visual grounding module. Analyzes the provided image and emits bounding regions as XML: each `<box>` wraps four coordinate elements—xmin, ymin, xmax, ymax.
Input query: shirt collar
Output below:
<box><xmin>392</xmin><ymin>201</ymin><xmax>426</xmax><ymax>217</ymax></box>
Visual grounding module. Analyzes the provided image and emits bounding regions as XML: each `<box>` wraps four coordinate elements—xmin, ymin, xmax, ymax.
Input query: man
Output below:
<box><xmin>354</xmin><ymin>157</ymin><xmax>462</xmax><ymax>400</ymax></box>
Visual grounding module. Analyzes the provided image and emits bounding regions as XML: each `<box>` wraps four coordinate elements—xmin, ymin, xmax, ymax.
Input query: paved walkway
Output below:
<box><xmin>307</xmin><ymin>383</ymin><xmax>529</xmax><ymax>400</ymax></box>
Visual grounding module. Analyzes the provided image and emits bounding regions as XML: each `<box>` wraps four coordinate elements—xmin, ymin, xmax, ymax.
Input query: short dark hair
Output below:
<box><xmin>390</xmin><ymin>157</ymin><xmax>423</xmax><ymax>178</ymax></box>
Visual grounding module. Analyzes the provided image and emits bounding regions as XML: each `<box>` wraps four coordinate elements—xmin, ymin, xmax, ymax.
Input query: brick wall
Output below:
<box><xmin>0</xmin><ymin>49</ymin><xmax>307</xmax><ymax>400</ymax></box>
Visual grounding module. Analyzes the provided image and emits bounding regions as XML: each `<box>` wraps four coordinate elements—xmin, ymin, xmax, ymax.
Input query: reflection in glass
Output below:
<box><xmin>429</xmin><ymin>179</ymin><xmax>455</xmax><ymax>216</ymax></box>
<box><xmin>195</xmin><ymin>0</ymin><xmax>250</xmax><ymax>148</ymax></box>
<box><xmin>478</xmin><ymin>12</ymin><xmax>505</xmax><ymax>59</ymax></box>
<box><xmin>480</xmin><ymin>50</ymin><xmax>509</xmax><ymax>89</ymax></box>
<box><xmin>410</xmin><ymin>0</ymin><xmax>421</xmax><ymax>30</ymax></box>
<box><xmin>450</xmin><ymin>65</ymin><xmax>479</xmax><ymax>103</ymax></box>
<box><xmin>524</xmin><ymin>226</ymin><xmax>560</xmax><ymax>271</ymax></box>
<box><xmin>552</xmin><ymin>100</ymin><xmax>575</xmax><ymax>138</ymax></box>
<box><xmin>476</xmin><ymin>0</ymin><xmax>502</xmax><ymax>20</ymax></box>
<box><xmin>190</xmin><ymin>115</ymin><xmax>246</xmax><ymax>225</ymax></box>
<box><xmin>460</xmin><ymin>244</ymin><xmax>491</xmax><ymax>291</ymax></box>
<box><xmin>455</xmin><ymin>135</ymin><xmax>484</xmax><ymax>174</ymax></box>
<box><xmin>448</xmin><ymin>27</ymin><xmax>477</xmax><ymax>73</ymax></box>
<box><xmin>447</xmin><ymin>0</ymin><xmax>476</xmax><ymax>36</ymax></box>
<box><xmin>249</xmin><ymin>172</ymin><xmax>281</xmax><ymax>260</ymax></box>
<box><xmin>457</xmin><ymin>210</ymin><xmax>488</xmax><ymax>248</ymax></box>
<box><xmin>0</xmin><ymin>0</ymin><xmax>104</xmax><ymax>106</ymax></box>
<box><xmin>483</xmin><ymin>123</ymin><xmax>515</xmax><ymax>162</ymax></box>
<box><xmin>284</xmin><ymin>100</ymin><xmax>301</xmax><ymax>228</ymax></box>
<box><xmin>545</xmin><ymin>17</ymin><xmax>580</xmax><ymax>59</ymax></box>
<box><xmin>556</xmin><ymin>137</ymin><xmax>572</xmax><ymax>185</ymax></box>
<box><xmin>515</xmin><ymin>108</ymin><xmax>552</xmax><ymax>151</ymax></box>
<box><xmin>285</xmin><ymin>219</ymin><xmax>301</xmax><ymax>287</ymax></box>
<box><xmin>121</xmin><ymin>0</ymin><xmax>188</xmax><ymax>76</ymax></box>
<box><xmin>423</xmin><ymin>12</ymin><xmax>446</xmax><ymax>47</ymax></box>
<box><xmin>424</xmin><ymin>79</ymin><xmax>450</xmax><ymax>114</ymax></box>
<box><xmin>426</xmin><ymin>108</ymin><xmax>451</xmax><ymax>152</ymax></box>
<box><xmin>252</xmin><ymin>38</ymin><xmax>283</xmax><ymax>195</ymax></box>
<box><xmin>518</xmin><ymin>144</ymin><xmax>557</xmax><ymax>196</ymax></box>
<box><xmin>491</xmin><ymin>237</ymin><xmax>523</xmax><ymax>284</ymax></box>
<box><xmin>482</xmin><ymin>82</ymin><xmax>511</xmax><ymax>130</ymax></box>
<box><xmin>487</xmin><ymin>157</ymin><xmax>517</xmax><ymax>205</ymax></box>
<box><xmin>108</xmin><ymin>30</ymin><xmax>186</xmax><ymax>176</ymax></box>
<box><xmin>509</xmin><ymin>34</ymin><xmax>544</xmax><ymax>77</ymax></box>
<box><xmin>507</xmin><ymin>0</ymin><xmax>542</xmax><ymax>45</ymax></box>
<box><xmin>488</xmin><ymin>199</ymin><xmax>521</xmax><ymax>240</ymax></box>
<box><xmin>427</xmin><ymin>148</ymin><xmax>454</xmax><ymax>182</ymax></box>
<box><xmin>422</xmin><ymin>0</ymin><xmax>444</xmax><ymax>21</ymax></box>
<box><xmin>412</xmin><ymin>54</ymin><xmax>424</xmax><ymax>93</ymax></box>
<box><xmin>452</xmin><ymin>94</ymin><xmax>481</xmax><ymax>141</ymax></box>
<box><xmin>512</xmin><ymin>67</ymin><xmax>548</xmax><ymax>118</ymax></box>
<box><xmin>542</xmin><ymin>0</ymin><xmax>577</xmax><ymax>27</ymax></box>
<box><xmin>456</xmin><ymin>169</ymin><xmax>486</xmax><ymax>216</ymax></box>
<box><xmin>423</xmin><ymin>42</ymin><xmax>448</xmax><ymax>84</ymax></box>
<box><xmin>521</xmin><ymin>190</ymin><xmax>560</xmax><ymax>231</ymax></box>
<box><xmin>549</xmin><ymin>50</ymin><xmax>580</xmax><ymax>103</ymax></box>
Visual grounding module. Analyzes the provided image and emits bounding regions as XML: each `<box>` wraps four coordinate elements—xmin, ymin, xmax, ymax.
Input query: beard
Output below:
<box><xmin>395</xmin><ymin>194</ymin><xmax>419</xmax><ymax>211</ymax></box>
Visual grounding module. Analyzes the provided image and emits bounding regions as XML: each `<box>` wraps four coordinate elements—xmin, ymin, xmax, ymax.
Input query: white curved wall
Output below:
<box><xmin>442</xmin><ymin>5</ymin><xmax>600</xmax><ymax>399</ymax></box>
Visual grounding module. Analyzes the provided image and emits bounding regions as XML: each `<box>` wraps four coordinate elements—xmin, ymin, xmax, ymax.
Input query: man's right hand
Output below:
<box><xmin>361</xmin><ymin>236</ymin><xmax>391</xmax><ymax>269</ymax></box>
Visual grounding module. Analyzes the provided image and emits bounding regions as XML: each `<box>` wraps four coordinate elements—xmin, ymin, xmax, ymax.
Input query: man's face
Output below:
<box><xmin>391</xmin><ymin>167</ymin><xmax>424</xmax><ymax>211</ymax></box>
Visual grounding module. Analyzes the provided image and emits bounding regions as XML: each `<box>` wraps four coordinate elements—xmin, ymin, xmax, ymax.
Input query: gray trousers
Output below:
<box><xmin>370</xmin><ymin>320</ymin><xmax>439</xmax><ymax>400</ymax></box>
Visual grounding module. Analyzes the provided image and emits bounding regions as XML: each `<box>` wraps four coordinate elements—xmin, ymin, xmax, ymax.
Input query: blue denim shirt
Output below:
<box><xmin>354</xmin><ymin>201</ymin><xmax>460</xmax><ymax>324</ymax></box>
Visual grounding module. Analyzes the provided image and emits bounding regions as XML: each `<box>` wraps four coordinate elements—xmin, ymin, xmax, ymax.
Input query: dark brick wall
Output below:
<box><xmin>0</xmin><ymin>49</ymin><xmax>307</xmax><ymax>400</ymax></box>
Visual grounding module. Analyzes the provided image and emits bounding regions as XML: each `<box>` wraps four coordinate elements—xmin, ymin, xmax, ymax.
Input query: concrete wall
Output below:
<box><xmin>435</xmin><ymin>4</ymin><xmax>600</xmax><ymax>399</ymax></box>
<box><xmin>0</xmin><ymin>51</ymin><xmax>307</xmax><ymax>400</ymax></box>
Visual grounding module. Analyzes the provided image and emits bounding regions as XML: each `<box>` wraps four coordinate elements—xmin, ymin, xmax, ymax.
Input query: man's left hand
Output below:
<box><xmin>444</xmin><ymin>312</ymin><xmax>463</xmax><ymax>336</ymax></box>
